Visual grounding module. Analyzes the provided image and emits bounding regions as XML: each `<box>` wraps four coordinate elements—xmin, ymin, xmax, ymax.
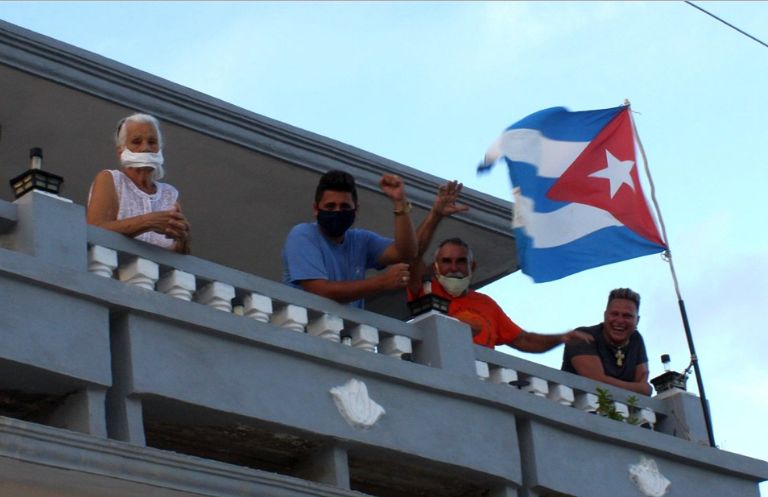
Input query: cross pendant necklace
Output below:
<box><xmin>615</xmin><ymin>348</ymin><xmax>625</xmax><ymax>367</ymax></box>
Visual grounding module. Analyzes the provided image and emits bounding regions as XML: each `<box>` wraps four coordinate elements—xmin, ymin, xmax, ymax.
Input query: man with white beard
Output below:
<box><xmin>407</xmin><ymin>181</ymin><xmax>591</xmax><ymax>352</ymax></box>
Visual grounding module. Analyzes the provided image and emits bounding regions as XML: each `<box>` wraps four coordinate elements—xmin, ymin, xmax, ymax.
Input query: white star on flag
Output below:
<box><xmin>589</xmin><ymin>149</ymin><xmax>635</xmax><ymax>198</ymax></box>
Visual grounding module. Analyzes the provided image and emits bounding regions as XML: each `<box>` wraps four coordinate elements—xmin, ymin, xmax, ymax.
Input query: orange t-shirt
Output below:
<box><xmin>410</xmin><ymin>278</ymin><xmax>524</xmax><ymax>348</ymax></box>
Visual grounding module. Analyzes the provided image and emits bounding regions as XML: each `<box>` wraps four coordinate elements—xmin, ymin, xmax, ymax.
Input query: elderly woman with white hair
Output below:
<box><xmin>87</xmin><ymin>113</ymin><xmax>190</xmax><ymax>253</ymax></box>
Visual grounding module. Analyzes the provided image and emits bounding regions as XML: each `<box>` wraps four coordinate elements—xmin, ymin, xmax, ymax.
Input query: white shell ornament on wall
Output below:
<box><xmin>629</xmin><ymin>456</ymin><xmax>671</xmax><ymax>497</ymax></box>
<box><xmin>330</xmin><ymin>378</ymin><xmax>385</xmax><ymax>430</ymax></box>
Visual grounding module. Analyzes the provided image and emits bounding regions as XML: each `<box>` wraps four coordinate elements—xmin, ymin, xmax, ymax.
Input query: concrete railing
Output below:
<box><xmin>473</xmin><ymin>344</ymin><xmax>682</xmax><ymax>433</ymax></box>
<box><xmin>86</xmin><ymin>237</ymin><xmax>419</xmax><ymax>359</ymax></box>
<box><xmin>1</xmin><ymin>192</ymin><xmax>766</xmax><ymax>497</ymax></box>
<box><xmin>0</xmin><ymin>190</ymin><xmax>724</xmax><ymax>445</ymax></box>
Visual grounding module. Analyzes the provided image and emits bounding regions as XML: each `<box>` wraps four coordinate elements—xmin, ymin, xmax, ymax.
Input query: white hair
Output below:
<box><xmin>433</xmin><ymin>237</ymin><xmax>475</xmax><ymax>265</ymax></box>
<box><xmin>115</xmin><ymin>113</ymin><xmax>164</xmax><ymax>148</ymax></box>
<box><xmin>115</xmin><ymin>113</ymin><xmax>165</xmax><ymax>180</ymax></box>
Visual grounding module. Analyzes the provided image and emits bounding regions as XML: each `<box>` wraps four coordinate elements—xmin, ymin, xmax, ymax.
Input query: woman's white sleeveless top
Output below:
<box><xmin>108</xmin><ymin>169</ymin><xmax>178</xmax><ymax>249</ymax></box>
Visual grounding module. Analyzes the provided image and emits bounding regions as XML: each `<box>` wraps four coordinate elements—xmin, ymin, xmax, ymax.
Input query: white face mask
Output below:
<box><xmin>434</xmin><ymin>264</ymin><xmax>472</xmax><ymax>297</ymax></box>
<box><xmin>120</xmin><ymin>148</ymin><xmax>165</xmax><ymax>179</ymax></box>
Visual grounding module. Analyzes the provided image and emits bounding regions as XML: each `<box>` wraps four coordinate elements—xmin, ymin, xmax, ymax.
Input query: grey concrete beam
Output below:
<box><xmin>45</xmin><ymin>387</ymin><xmax>108</xmax><ymax>438</ymax></box>
<box><xmin>0</xmin><ymin>416</ymin><xmax>366</xmax><ymax>497</ymax></box>
<box><xmin>522</xmin><ymin>420</ymin><xmax>766</xmax><ymax>497</ymax></box>
<box><xmin>295</xmin><ymin>445</ymin><xmax>350</xmax><ymax>490</ymax></box>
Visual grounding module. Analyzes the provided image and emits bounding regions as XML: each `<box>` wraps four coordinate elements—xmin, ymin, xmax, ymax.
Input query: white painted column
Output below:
<box><xmin>489</xmin><ymin>367</ymin><xmax>518</xmax><ymax>385</ymax></box>
<box><xmin>156</xmin><ymin>269</ymin><xmax>196</xmax><ymax>301</ymax></box>
<box><xmin>637</xmin><ymin>407</ymin><xmax>657</xmax><ymax>428</ymax></box>
<box><xmin>547</xmin><ymin>384</ymin><xmax>575</xmax><ymax>406</ymax></box>
<box><xmin>272</xmin><ymin>304</ymin><xmax>308</xmax><ymax>332</ymax></box>
<box><xmin>475</xmin><ymin>361</ymin><xmax>490</xmax><ymax>380</ymax></box>
<box><xmin>614</xmin><ymin>401</ymin><xmax>630</xmax><ymax>420</ymax></box>
<box><xmin>196</xmin><ymin>281</ymin><xmax>235</xmax><ymax>312</ymax></box>
<box><xmin>118</xmin><ymin>257</ymin><xmax>158</xmax><ymax>290</ymax></box>
<box><xmin>243</xmin><ymin>293</ymin><xmax>273</xmax><ymax>322</ymax></box>
<box><xmin>575</xmin><ymin>392</ymin><xmax>599</xmax><ymax>413</ymax></box>
<box><xmin>378</xmin><ymin>335</ymin><xmax>413</xmax><ymax>358</ymax></box>
<box><xmin>523</xmin><ymin>377</ymin><xmax>549</xmax><ymax>397</ymax></box>
<box><xmin>87</xmin><ymin>245</ymin><xmax>117</xmax><ymax>278</ymax></box>
<box><xmin>307</xmin><ymin>314</ymin><xmax>344</xmax><ymax>342</ymax></box>
<box><xmin>350</xmin><ymin>324</ymin><xmax>379</xmax><ymax>352</ymax></box>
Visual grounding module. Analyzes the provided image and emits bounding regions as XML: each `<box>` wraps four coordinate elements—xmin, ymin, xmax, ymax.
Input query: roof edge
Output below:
<box><xmin>0</xmin><ymin>20</ymin><xmax>514</xmax><ymax>236</ymax></box>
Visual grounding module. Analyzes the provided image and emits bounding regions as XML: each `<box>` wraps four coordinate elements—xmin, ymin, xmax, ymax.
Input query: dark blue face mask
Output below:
<box><xmin>317</xmin><ymin>209</ymin><xmax>356</xmax><ymax>238</ymax></box>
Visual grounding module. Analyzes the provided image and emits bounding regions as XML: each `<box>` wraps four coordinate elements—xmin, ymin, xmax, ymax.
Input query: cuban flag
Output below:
<box><xmin>479</xmin><ymin>105</ymin><xmax>667</xmax><ymax>283</ymax></box>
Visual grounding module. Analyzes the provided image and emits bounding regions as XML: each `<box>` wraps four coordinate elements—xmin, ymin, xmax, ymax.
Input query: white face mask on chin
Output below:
<box><xmin>434</xmin><ymin>265</ymin><xmax>472</xmax><ymax>297</ymax></box>
<box><xmin>120</xmin><ymin>148</ymin><xmax>165</xmax><ymax>179</ymax></box>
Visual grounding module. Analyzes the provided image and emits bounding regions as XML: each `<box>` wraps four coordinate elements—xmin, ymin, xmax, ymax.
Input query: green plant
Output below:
<box><xmin>595</xmin><ymin>387</ymin><xmax>640</xmax><ymax>425</ymax></box>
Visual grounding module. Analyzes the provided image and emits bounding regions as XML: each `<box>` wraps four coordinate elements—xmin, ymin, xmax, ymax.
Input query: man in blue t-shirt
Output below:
<box><xmin>282</xmin><ymin>170</ymin><xmax>417</xmax><ymax>308</ymax></box>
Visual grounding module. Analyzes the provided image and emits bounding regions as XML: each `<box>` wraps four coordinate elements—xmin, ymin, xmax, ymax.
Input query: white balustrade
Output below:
<box><xmin>272</xmin><ymin>304</ymin><xmax>308</xmax><ymax>332</ymax></box>
<box><xmin>307</xmin><ymin>314</ymin><xmax>344</xmax><ymax>342</ymax></box>
<box><xmin>196</xmin><ymin>281</ymin><xmax>235</xmax><ymax>312</ymax></box>
<box><xmin>489</xmin><ymin>367</ymin><xmax>518</xmax><ymax>385</ymax></box>
<box><xmin>475</xmin><ymin>361</ymin><xmax>490</xmax><ymax>380</ymax></box>
<box><xmin>118</xmin><ymin>257</ymin><xmax>159</xmax><ymax>290</ymax></box>
<box><xmin>547</xmin><ymin>384</ymin><xmax>575</xmax><ymax>406</ymax></box>
<box><xmin>87</xmin><ymin>245</ymin><xmax>117</xmax><ymax>278</ymax></box>
<box><xmin>574</xmin><ymin>392</ymin><xmax>599</xmax><ymax>413</ymax></box>
<box><xmin>378</xmin><ymin>335</ymin><xmax>412</xmax><ymax>358</ymax></box>
<box><xmin>523</xmin><ymin>376</ymin><xmax>549</xmax><ymax>397</ymax></box>
<box><xmin>243</xmin><ymin>293</ymin><xmax>273</xmax><ymax>322</ymax></box>
<box><xmin>156</xmin><ymin>269</ymin><xmax>196</xmax><ymax>301</ymax></box>
<box><xmin>350</xmin><ymin>324</ymin><xmax>379</xmax><ymax>352</ymax></box>
<box><xmin>637</xmin><ymin>407</ymin><xmax>657</xmax><ymax>428</ymax></box>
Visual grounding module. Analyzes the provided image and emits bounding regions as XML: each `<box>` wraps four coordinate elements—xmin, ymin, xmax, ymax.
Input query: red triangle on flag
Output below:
<box><xmin>547</xmin><ymin>108</ymin><xmax>665</xmax><ymax>246</ymax></box>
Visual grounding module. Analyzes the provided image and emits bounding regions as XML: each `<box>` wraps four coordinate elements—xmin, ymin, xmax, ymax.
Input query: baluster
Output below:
<box><xmin>489</xmin><ymin>367</ymin><xmax>518</xmax><ymax>385</ymax></box>
<box><xmin>475</xmin><ymin>361</ymin><xmax>490</xmax><ymax>380</ymax></box>
<box><xmin>523</xmin><ymin>376</ymin><xmax>549</xmax><ymax>397</ymax></box>
<box><xmin>156</xmin><ymin>269</ymin><xmax>196</xmax><ymax>301</ymax></box>
<box><xmin>350</xmin><ymin>324</ymin><xmax>379</xmax><ymax>352</ymax></box>
<box><xmin>574</xmin><ymin>392</ymin><xmax>599</xmax><ymax>413</ymax></box>
<box><xmin>196</xmin><ymin>281</ymin><xmax>235</xmax><ymax>312</ymax></box>
<box><xmin>243</xmin><ymin>293</ymin><xmax>273</xmax><ymax>322</ymax></box>
<box><xmin>379</xmin><ymin>335</ymin><xmax>413</xmax><ymax>358</ymax></box>
<box><xmin>547</xmin><ymin>384</ymin><xmax>575</xmax><ymax>406</ymax></box>
<box><xmin>272</xmin><ymin>304</ymin><xmax>308</xmax><ymax>332</ymax></box>
<box><xmin>87</xmin><ymin>245</ymin><xmax>117</xmax><ymax>278</ymax></box>
<box><xmin>614</xmin><ymin>401</ymin><xmax>630</xmax><ymax>419</ymax></box>
<box><xmin>307</xmin><ymin>314</ymin><xmax>343</xmax><ymax>342</ymax></box>
<box><xmin>637</xmin><ymin>407</ymin><xmax>657</xmax><ymax>429</ymax></box>
<box><xmin>118</xmin><ymin>257</ymin><xmax>158</xmax><ymax>290</ymax></box>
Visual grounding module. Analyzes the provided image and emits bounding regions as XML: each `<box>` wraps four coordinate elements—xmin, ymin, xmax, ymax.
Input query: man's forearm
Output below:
<box><xmin>599</xmin><ymin>376</ymin><xmax>652</xmax><ymax>396</ymax></box>
<box><xmin>392</xmin><ymin>200</ymin><xmax>417</xmax><ymax>261</ymax></box>
<box><xmin>299</xmin><ymin>276</ymin><xmax>390</xmax><ymax>304</ymax></box>
<box><xmin>417</xmin><ymin>208</ymin><xmax>447</xmax><ymax>259</ymax></box>
<box><xmin>511</xmin><ymin>331</ymin><xmax>565</xmax><ymax>353</ymax></box>
<box><xmin>577</xmin><ymin>368</ymin><xmax>652</xmax><ymax>396</ymax></box>
<box><xmin>570</xmin><ymin>356</ymin><xmax>652</xmax><ymax>396</ymax></box>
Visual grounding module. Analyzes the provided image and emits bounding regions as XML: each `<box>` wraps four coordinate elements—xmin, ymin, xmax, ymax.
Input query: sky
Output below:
<box><xmin>2</xmin><ymin>0</ymin><xmax>766</xmax><ymax>490</ymax></box>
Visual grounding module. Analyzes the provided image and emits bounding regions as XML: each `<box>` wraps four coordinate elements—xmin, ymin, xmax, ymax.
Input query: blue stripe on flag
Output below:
<box><xmin>506</xmin><ymin>106</ymin><xmax>624</xmax><ymax>141</ymax></box>
<box><xmin>514</xmin><ymin>224</ymin><xmax>665</xmax><ymax>283</ymax></box>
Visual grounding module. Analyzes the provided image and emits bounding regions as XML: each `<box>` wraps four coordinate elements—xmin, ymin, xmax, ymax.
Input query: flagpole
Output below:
<box><xmin>628</xmin><ymin>103</ymin><xmax>717</xmax><ymax>447</ymax></box>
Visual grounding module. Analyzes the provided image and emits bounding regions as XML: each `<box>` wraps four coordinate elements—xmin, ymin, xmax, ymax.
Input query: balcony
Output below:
<box><xmin>0</xmin><ymin>191</ymin><xmax>766</xmax><ymax>497</ymax></box>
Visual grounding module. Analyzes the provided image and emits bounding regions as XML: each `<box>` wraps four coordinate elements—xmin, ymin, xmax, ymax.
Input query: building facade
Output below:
<box><xmin>0</xmin><ymin>20</ymin><xmax>766</xmax><ymax>497</ymax></box>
